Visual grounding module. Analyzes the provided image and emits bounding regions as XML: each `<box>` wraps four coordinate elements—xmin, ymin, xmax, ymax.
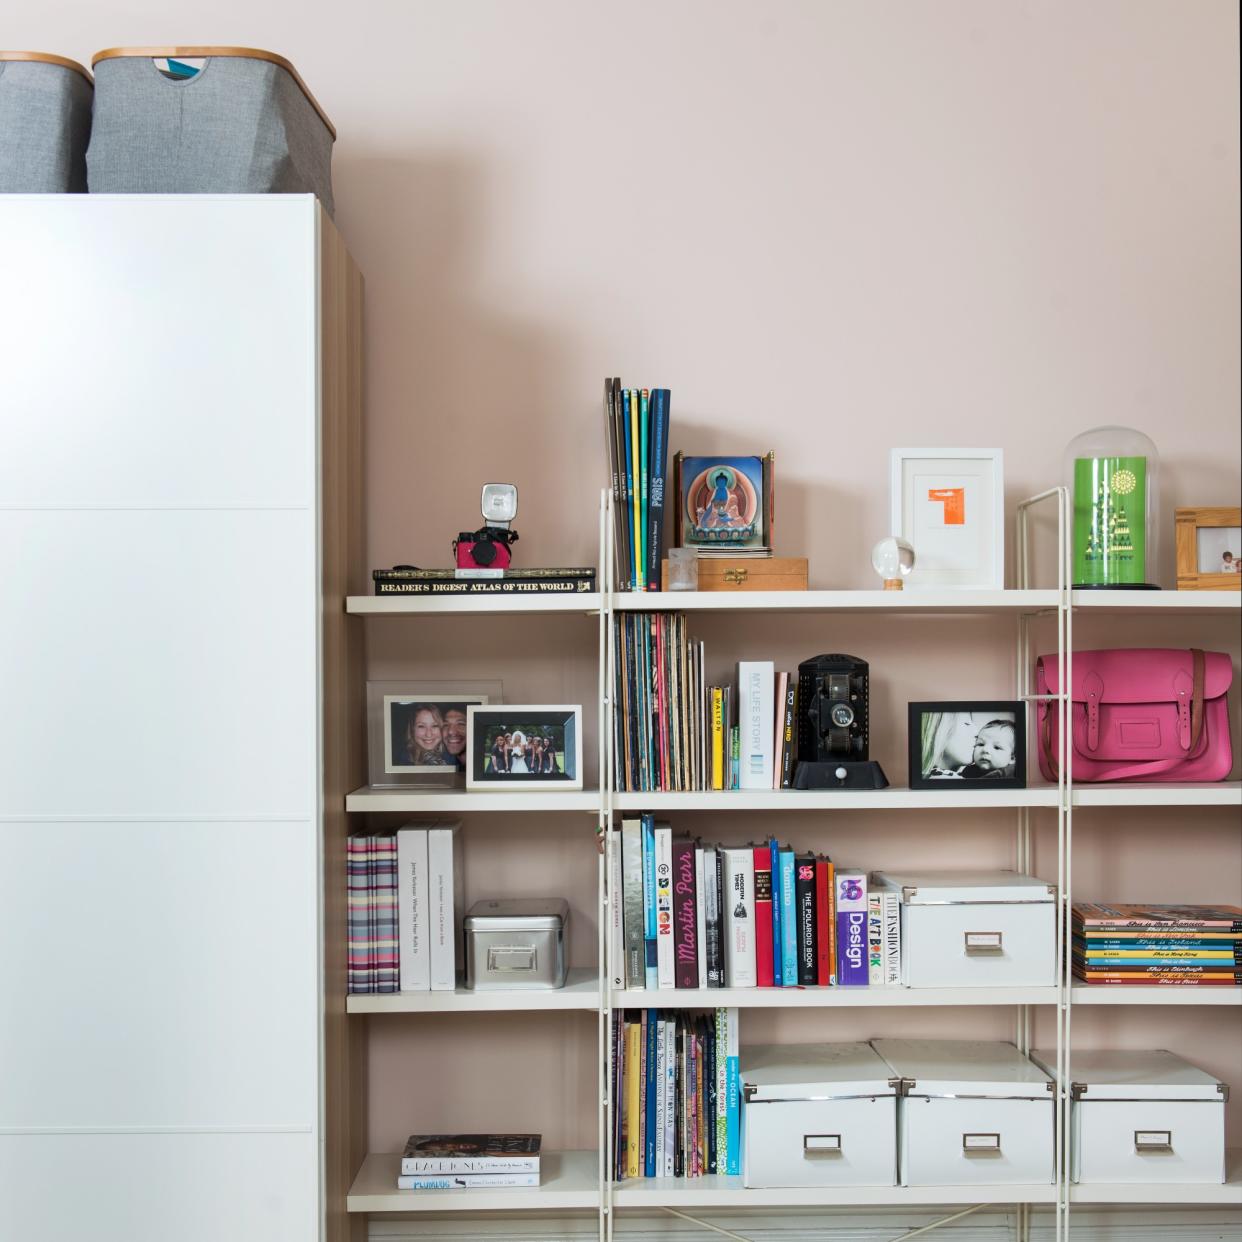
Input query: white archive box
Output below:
<box><xmin>1031</xmin><ymin>1048</ymin><xmax>1227</xmax><ymax>1185</ymax></box>
<box><xmin>741</xmin><ymin>1042</ymin><xmax>900</xmax><ymax>1188</ymax></box>
<box><xmin>870</xmin><ymin>869</ymin><xmax>1057</xmax><ymax>988</ymax></box>
<box><xmin>873</xmin><ymin>1039</ymin><xmax>1055</xmax><ymax>1187</ymax></box>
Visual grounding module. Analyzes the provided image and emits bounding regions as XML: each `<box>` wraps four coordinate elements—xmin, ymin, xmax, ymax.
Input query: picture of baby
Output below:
<box><xmin>1196</xmin><ymin>525</ymin><xmax>1242</xmax><ymax>574</ymax></box>
<box><xmin>917</xmin><ymin>707</ymin><xmax>1023</xmax><ymax>784</ymax></box>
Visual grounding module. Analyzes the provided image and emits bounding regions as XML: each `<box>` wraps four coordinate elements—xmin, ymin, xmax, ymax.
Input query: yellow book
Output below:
<box><xmin>711</xmin><ymin>688</ymin><xmax>724</xmax><ymax>791</ymax></box>
<box><xmin>629</xmin><ymin>389</ymin><xmax>643</xmax><ymax>591</ymax></box>
<box><xmin>624</xmin><ymin>1022</ymin><xmax>641</xmax><ymax>1179</ymax></box>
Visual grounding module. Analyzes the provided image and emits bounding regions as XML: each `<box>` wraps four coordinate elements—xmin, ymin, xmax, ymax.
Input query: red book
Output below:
<box><xmin>816</xmin><ymin>858</ymin><xmax>834</xmax><ymax>986</ymax></box>
<box><xmin>753</xmin><ymin>844</ymin><xmax>775</xmax><ymax>987</ymax></box>
<box><xmin>672</xmin><ymin>838</ymin><xmax>700</xmax><ymax>988</ymax></box>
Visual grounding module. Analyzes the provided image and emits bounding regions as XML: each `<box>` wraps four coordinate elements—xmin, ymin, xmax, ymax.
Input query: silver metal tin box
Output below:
<box><xmin>464</xmin><ymin>898</ymin><xmax>569</xmax><ymax>990</ymax></box>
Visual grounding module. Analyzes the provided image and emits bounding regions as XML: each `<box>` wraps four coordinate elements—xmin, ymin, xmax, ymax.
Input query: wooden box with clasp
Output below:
<box><xmin>662</xmin><ymin>557</ymin><xmax>809</xmax><ymax>592</ymax></box>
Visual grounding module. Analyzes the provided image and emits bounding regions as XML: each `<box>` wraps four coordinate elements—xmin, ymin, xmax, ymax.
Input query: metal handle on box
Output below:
<box><xmin>803</xmin><ymin>1134</ymin><xmax>842</xmax><ymax>1156</ymax></box>
<box><xmin>1134</xmin><ymin>1130</ymin><xmax>1173</xmax><ymax>1153</ymax></box>
<box><xmin>964</xmin><ymin>931</ymin><xmax>1003</xmax><ymax>955</ymax></box>
<box><xmin>963</xmin><ymin>1133</ymin><xmax>1001</xmax><ymax>1154</ymax></box>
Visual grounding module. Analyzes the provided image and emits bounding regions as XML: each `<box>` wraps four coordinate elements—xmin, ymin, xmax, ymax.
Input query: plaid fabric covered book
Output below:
<box><xmin>373</xmin><ymin>831</ymin><xmax>399</xmax><ymax>993</ymax></box>
<box><xmin>347</xmin><ymin>833</ymin><xmax>371</xmax><ymax>993</ymax></box>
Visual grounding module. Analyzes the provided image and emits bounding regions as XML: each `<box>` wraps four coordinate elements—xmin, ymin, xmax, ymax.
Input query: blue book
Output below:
<box><xmin>646</xmin><ymin>388</ymin><xmax>671</xmax><ymax>590</ymax></box>
<box><xmin>639</xmin><ymin>390</ymin><xmax>650</xmax><ymax>589</ymax></box>
<box><xmin>645</xmin><ymin>1009</ymin><xmax>658</xmax><ymax>1176</ymax></box>
<box><xmin>642</xmin><ymin>814</ymin><xmax>658</xmax><ymax>987</ymax></box>
<box><xmin>725</xmin><ymin>1032</ymin><xmax>740</xmax><ymax>1175</ymax></box>
<box><xmin>769</xmin><ymin>839</ymin><xmax>783</xmax><ymax>985</ymax></box>
<box><xmin>779</xmin><ymin>849</ymin><xmax>797</xmax><ymax>986</ymax></box>
<box><xmin>621</xmin><ymin>389</ymin><xmax>636</xmax><ymax>588</ymax></box>
<box><xmin>1077</xmin><ymin>938</ymin><xmax>1240</xmax><ymax>949</ymax></box>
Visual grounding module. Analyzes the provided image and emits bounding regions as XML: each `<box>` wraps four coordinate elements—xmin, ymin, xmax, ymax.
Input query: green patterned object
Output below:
<box><xmin>1073</xmin><ymin>455</ymin><xmax>1147</xmax><ymax>585</ymax></box>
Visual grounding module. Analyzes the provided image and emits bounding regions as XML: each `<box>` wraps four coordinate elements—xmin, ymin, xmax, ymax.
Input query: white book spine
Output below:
<box><xmin>882</xmin><ymin>891</ymin><xmax>902</xmax><ymax>986</ymax></box>
<box><xmin>867</xmin><ymin>892</ymin><xmax>884</xmax><ymax>986</ymax></box>
<box><xmin>654</xmin><ymin>1018</ymin><xmax>666</xmax><ymax>1163</ymax></box>
<box><xmin>428</xmin><ymin>824</ymin><xmax>461</xmax><ymax>991</ymax></box>
<box><xmin>655</xmin><ymin>825</ymin><xmax>675</xmax><ymax>988</ymax></box>
<box><xmin>396</xmin><ymin>1172</ymin><xmax>540</xmax><ymax>1189</ymax></box>
<box><xmin>397</xmin><ymin>827</ymin><xmax>430</xmax><ymax>991</ymax></box>
<box><xmin>737</xmin><ymin>660</ymin><xmax>775</xmax><ymax>789</ymax></box>
<box><xmin>663</xmin><ymin>1021</ymin><xmax>676</xmax><ymax>1176</ymax></box>
<box><xmin>608</xmin><ymin>831</ymin><xmax>625</xmax><ymax>990</ymax></box>
<box><xmin>694</xmin><ymin>846</ymin><xmax>707</xmax><ymax>990</ymax></box>
<box><xmin>721</xmin><ymin>848</ymin><xmax>757</xmax><ymax>987</ymax></box>
<box><xmin>400</xmin><ymin>1156</ymin><xmax>541</xmax><ymax>1175</ymax></box>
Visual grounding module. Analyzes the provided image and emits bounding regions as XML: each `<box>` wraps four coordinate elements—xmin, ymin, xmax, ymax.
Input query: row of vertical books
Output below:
<box><xmin>608</xmin><ymin>817</ymin><xmax>902</xmax><ymax>989</ymax></box>
<box><xmin>612</xmin><ymin>613</ymin><xmax>797</xmax><ymax>792</ymax></box>
<box><xmin>1072</xmin><ymin>903</ymin><xmax>1242</xmax><ymax>986</ymax></box>
<box><xmin>611</xmin><ymin>1008</ymin><xmax>740</xmax><ymax>1179</ymax></box>
<box><xmin>604</xmin><ymin>378</ymin><xmax>671</xmax><ymax>591</ymax></box>
<box><xmin>348</xmin><ymin>822</ymin><xmax>462</xmax><ymax>994</ymax></box>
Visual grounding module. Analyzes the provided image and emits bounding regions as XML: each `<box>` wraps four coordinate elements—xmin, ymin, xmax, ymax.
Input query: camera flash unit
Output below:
<box><xmin>480</xmin><ymin>483</ymin><xmax>518</xmax><ymax>529</ymax></box>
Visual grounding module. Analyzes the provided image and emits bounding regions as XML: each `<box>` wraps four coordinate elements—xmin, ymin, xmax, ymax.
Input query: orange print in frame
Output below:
<box><xmin>927</xmin><ymin>487</ymin><xmax>966</xmax><ymax>525</ymax></box>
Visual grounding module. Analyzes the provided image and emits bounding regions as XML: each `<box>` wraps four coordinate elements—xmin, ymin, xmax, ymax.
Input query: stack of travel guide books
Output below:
<box><xmin>397</xmin><ymin>1134</ymin><xmax>541</xmax><ymax>1191</ymax></box>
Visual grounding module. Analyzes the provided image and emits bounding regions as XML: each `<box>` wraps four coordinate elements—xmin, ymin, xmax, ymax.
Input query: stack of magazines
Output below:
<box><xmin>397</xmin><ymin>1134</ymin><xmax>541</xmax><ymax>1191</ymax></box>
<box><xmin>1072</xmin><ymin>903</ymin><xmax>1242</xmax><ymax>987</ymax></box>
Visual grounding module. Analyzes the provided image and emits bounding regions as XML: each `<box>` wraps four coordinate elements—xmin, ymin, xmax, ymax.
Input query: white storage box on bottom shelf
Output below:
<box><xmin>1031</xmin><ymin>1048</ymin><xmax>1227</xmax><ymax>1184</ymax></box>
<box><xmin>870</xmin><ymin>870</ymin><xmax>1057</xmax><ymax>988</ymax></box>
<box><xmin>873</xmin><ymin>1039</ymin><xmax>1054</xmax><ymax>1187</ymax></box>
<box><xmin>741</xmin><ymin>1042</ymin><xmax>899</xmax><ymax>1189</ymax></box>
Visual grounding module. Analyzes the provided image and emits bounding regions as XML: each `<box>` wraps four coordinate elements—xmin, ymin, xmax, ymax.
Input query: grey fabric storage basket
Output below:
<box><xmin>0</xmin><ymin>53</ymin><xmax>93</xmax><ymax>193</ymax></box>
<box><xmin>87</xmin><ymin>47</ymin><xmax>335</xmax><ymax>214</ymax></box>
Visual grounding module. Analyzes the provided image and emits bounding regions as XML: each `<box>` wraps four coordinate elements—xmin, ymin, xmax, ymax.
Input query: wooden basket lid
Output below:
<box><xmin>0</xmin><ymin>51</ymin><xmax>93</xmax><ymax>84</ymax></box>
<box><xmin>91</xmin><ymin>46</ymin><xmax>334</xmax><ymax>137</ymax></box>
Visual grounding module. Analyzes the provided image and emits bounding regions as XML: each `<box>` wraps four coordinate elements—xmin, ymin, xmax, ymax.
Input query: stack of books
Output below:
<box><xmin>611</xmin><ymin>619</ymin><xmax>798</xmax><ymax>793</ymax></box>
<box><xmin>372</xmin><ymin>567</ymin><xmax>596</xmax><ymax>595</ymax></box>
<box><xmin>348</xmin><ymin>821</ymin><xmax>462</xmax><ymax>995</ymax></box>
<box><xmin>1072</xmin><ymin>903</ymin><xmax>1242</xmax><ymax>987</ymax></box>
<box><xmin>608</xmin><ymin>820</ymin><xmax>901</xmax><ymax>991</ymax></box>
<box><xmin>604</xmin><ymin>378</ymin><xmax>672</xmax><ymax>591</ymax></box>
<box><xmin>397</xmin><ymin>1134</ymin><xmax>541</xmax><ymax>1191</ymax></box>
<box><xmin>611</xmin><ymin>1008</ymin><xmax>740</xmax><ymax>1179</ymax></box>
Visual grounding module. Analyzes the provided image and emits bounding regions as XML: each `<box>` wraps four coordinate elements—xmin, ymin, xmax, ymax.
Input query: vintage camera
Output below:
<box><xmin>455</xmin><ymin>483</ymin><xmax>520</xmax><ymax>570</ymax></box>
<box><xmin>793</xmin><ymin>653</ymin><xmax>888</xmax><ymax>789</ymax></box>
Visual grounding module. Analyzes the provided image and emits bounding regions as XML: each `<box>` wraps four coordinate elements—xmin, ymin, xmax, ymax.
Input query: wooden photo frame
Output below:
<box><xmin>1175</xmin><ymin>507</ymin><xmax>1242</xmax><ymax>591</ymax></box>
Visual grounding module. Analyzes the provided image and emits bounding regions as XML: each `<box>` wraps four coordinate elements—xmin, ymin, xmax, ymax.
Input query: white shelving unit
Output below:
<box><xmin>341</xmin><ymin>489</ymin><xmax>1240</xmax><ymax>1241</ymax></box>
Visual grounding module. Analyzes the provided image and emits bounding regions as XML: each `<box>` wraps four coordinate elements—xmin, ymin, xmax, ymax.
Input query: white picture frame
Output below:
<box><xmin>890</xmin><ymin>448</ymin><xmax>1004</xmax><ymax>589</ymax></box>
<box><xmin>465</xmin><ymin>704</ymin><xmax>584</xmax><ymax>792</ymax></box>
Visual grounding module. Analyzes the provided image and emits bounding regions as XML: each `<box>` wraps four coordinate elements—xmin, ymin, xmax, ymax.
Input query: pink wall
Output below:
<box><xmin>14</xmin><ymin>0</ymin><xmax>1239</xmax><ymax>1153</ymax></box>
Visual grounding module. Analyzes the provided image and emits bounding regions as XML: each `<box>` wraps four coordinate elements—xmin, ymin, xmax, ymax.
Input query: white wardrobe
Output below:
<box><xmin>0</xmin><ymin>196</ymin><xmax>365</xmax><ymax>1241</ymax></box>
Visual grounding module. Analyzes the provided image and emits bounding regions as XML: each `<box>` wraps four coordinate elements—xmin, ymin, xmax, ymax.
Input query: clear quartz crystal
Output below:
<box><xmin>871</xmin><ymin>536</ymin><xmax>915</xmax><ymax>585</ymax></box>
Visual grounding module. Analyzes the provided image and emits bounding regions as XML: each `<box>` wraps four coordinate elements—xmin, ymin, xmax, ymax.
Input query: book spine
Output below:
<box><xmin>376</xmin><ymin>833</ymin><xmax>397</xmax><ymax>990</ymax></box>
<box><xmin>642</xmin><ymin>814</ymin><xmax>658</xmax><ymax>989</ymax></box>
<box><xmin>779</xmin><ymin>848</ymin><xmax>797</xmax><ymax>986</ymax></box>
<box><xmin>627</xmin><ymin>390</ymin><xmax>641</xmax><ymax>590</ymax></box>
<box><xmin>694</xmin><ymin>846</ymin><xmax>708</xmax><ymax>989</ymax></box>
<box><xmin>625</xmin><ymin>1021</ymin><xmax>641</xmax><ymax>1178</ymax></box>
<box><xmin>768</xmin><ymin>838</ymin><xmax>782</xmax><ymax>986</ymax></box>
<box><xmin>814</xmin><ymin>857</ymin><xmax>831</xmax><ymax>986</ymax></box>
<box><xmin>609</xmin><ymin>377</ymin><xmax>631</xmax><ymax>590</ymax></box>
<box><xmin>347</xmin><ymin>834</ymin><xmax>369</xmax><ymax>993</ymax></box>
<box><xmin>609</xmin><ymin>831</ymin><xmax>625</xmax><ymax>990</ymax></box>
<box><xmin>752</xmin><ymin>845</ymin><xmax>775</xmax><ymax>988</ymax></box>
<box><xmin>621</xmin><ymin>818</ymin><xmax>645</xmax><ymax>988</ymax></box>
<box><xmin>835</xmin><ymin>871</ymin><xmax>869</xmax><ymax>986</ymax></box>
<box><xmin>722</xmin><ymin>848</ymin><xmax>757</xmax><ymax>987</ymax></box>
<box><xmin>397</xmin><ymin>827</ymin><xmax>430</xmax><ymax>991</ymax></box>
<box><xmin>427</xmin><ymin>825</ymin><xmax>459</xmax><ymax>991</ymax></box>
<box><xmin>647</xmin><ymin>388</ymin><xmax>670</xmax><ymax>590</ymax></box>
<box><xmin>725</xmin><ymin>1007</ymin><xmax>740</xmax><ymax>1175</ymax></box>
<box><xmin>396</xmin><ymin>1173</ymin><xmax>541</xmax><ymax>1189</ymax></box>
<box><xmin>374</xmin><ymin>577</ymin><xmax>594</xmax><ymax>594</ymax></box>
<box><xmin>710</xmin><ymin>689</ymin><xmax>724</xmax><ymax>790</ymax></box>
<box><xmin>796</xmin><ymin>854</ymin><xmax>817</xmax><ymax>985</ymax></box>
<box><xmin>771</xmin><ymin>671</ymin><xmax>787</xmax><ymax>790</ymax></box>
<box><xmin>737</xmin><ymin>661</ymin><xmax>775</xmax><ymax>789</ymax></box>
<box><xmin>646</xmin><ymin>1009</ymin><xmax>659</xmax><ymax>1175</ymax></box>
<box><xmin>703</xmin><ymin>847</ymin><xmax>723</xmax><ymax>987</ymax></box>
<box><xmin>672</xmin><ymin>839</ymin><xmax>700</xmax><ymax>988</ymax></box>
<box><xmin>729</xmin><ymin>725</ymin><xmax>740</xmax><ymax>790</ymax></box>
<box><xmin>714</xmin><ymin>1008</ymin><xmax>728</xmax><ymax>1173</ymax></box>
<box><xmin>882</xmin><ymin>890</ymin><xmax>902</xmax><ymax>986</ymax></box>
<box><xmin>780</xmin><ymin>683</ymin><xmax>798</xmax><ymax>788</ymax></box>
<box><xmin>653</xmin><ymin>1018</ymin><xmax>666</xmax><ymax>1176</ymax></box>
<box><xmin>656</xmin><ymin>825</ymin><xmax>675</xmax><ymax>989</ymax></box>
<box><xmin>638</xmin><ymin>389</ymin><xmax>650</xmax><ymax>590</ymax></box>
<box><xmin>399</xmin><ymin>1157</ymin><xmax>542</xmax><ymax>1175</ymax></box>
<box><xmin>867</xmin><ymin>893</ymin><xmax>884</xmax><ymax>986</ymax></box>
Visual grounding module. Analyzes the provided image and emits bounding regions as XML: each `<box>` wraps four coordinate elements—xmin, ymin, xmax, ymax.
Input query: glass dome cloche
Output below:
<box><xmin>1065</xmin><ymin>426</ymin><xmax>1160</xmax><ymax>589</ymax></box>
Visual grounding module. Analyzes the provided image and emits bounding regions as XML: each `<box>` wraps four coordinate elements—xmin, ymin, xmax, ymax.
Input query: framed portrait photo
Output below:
<box><xmin>366</xmin><ymin>681</ymin><xmax>501</xmax><ymax>787</ymax></box>
<box><xmin>890</xmin><ymin>448</ymin><xmax>1004</xmax><ymax>589</ymax></box>
<box><xmin>908</xmin><ymin>701</ymin><xmax>1027</xmax><ymax>791</ymax></box>
<box><xmin>1176</xmin><ymin>506</ymin><xmax>1242</xmax><ymax>591</ymax></box>
<box><xmin>466</xmin><ymin>705</ymin><xmax>583</xmax><ymax>792</ymax></box>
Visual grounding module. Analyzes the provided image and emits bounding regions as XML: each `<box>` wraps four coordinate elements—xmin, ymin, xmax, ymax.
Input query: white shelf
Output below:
<box><xmin>347</xmin><ymin>593</ymin><xmax>602</xmax><ymax>616</ymax></box>
<box><xmin>611</xmin><ymin>1176</ymin><xmax>1059</xmax><ymax>1208</ymax></box>
<box><xmin>347</xmin><ymin>968</ymin><xmax>600</xmax><ymax>1013</ymax></box>
<box><xmin>1071</xmin><ymin>985</ymin><xmax>1242</xmax><ymax>1006</ymax></box>
<box><xmin>1072</xmin><ymin>781</ymin><xmax>1241</xmax><ymax>808</ymax></box>
<box><xmin>614</xmin><ymin>589</ymin><xmax>1059</xmax><ymax>614</ymax></box>
<box><xmin>613</xmin><ymin>985</ymin><xmax>1058</xmax><ymax>1009</ymax></box>
<box><xmin>345</xmin><ymin>785</ymin><xmax>601</xmax><ymax>813</ymax></box>
<box><xmin>1070</xmin><ymin>1148</ymin><xmax>1242</xmax><ymax>1204</ymax></box>
<box><xmin>612</xmin><ymin>787</ymin><xmax>1059</xmax><ymax>811</ymax></box>
<box><xmin>1071</xmin><ymin>590</ymin><xmax>1241</xmax><ymax>615</ymax></box>
<box><xmin>347</xmin><ymin>1150</ymin><xmax>598</xmax><ymax>1212</ymax></box>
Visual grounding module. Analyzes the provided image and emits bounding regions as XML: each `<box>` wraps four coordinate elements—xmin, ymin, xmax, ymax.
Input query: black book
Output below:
<box><xmin>704</xmin><ymin>846</ymin><xmax>723</xmax><ymax>988</ymax></box>
<box><xmin>796</xmin><ymin>852</ymin><xmax>818</xmax><ymax>985</ymax></box>
<box><xmin>780</xmin><ymin>683</ymin><xmax>798</xmax><ymax>788</ymax></box>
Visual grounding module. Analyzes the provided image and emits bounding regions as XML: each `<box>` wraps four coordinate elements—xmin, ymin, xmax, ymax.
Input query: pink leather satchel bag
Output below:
<box><xmin>1035</xmin><ymin>648</ymin><xmax>1234</xmax><ymax>782</ymax></box>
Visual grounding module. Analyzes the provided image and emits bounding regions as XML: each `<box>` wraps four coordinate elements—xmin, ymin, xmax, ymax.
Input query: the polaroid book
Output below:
<box><xmin>400</xmin><ymin>1133</ymin><xmax>541</xmax><ymax>1175</ymax></box>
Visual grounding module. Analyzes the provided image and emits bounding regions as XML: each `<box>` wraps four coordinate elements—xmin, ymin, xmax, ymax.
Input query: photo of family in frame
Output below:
<box><xmin>466</xmin><ymin>705</ymin><xmax>583</xmax><ymax>791</ymax></box>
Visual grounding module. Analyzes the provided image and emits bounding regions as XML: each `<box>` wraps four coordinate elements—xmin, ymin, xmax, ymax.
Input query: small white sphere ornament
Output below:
<box><xmin>871</xmin><ymin>536</ymin><xmax>916</xmax><ymax>591</ymax></box>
